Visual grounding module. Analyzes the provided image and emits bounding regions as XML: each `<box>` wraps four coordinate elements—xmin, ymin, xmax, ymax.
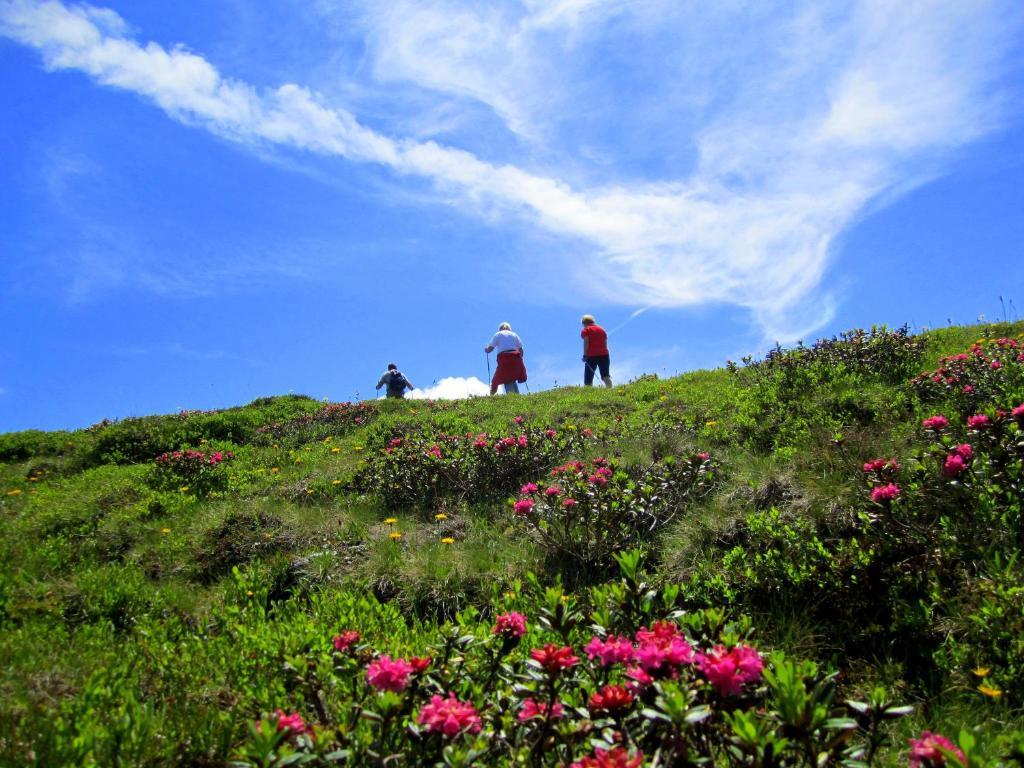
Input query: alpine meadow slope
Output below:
<box><xmin>1</xmin><ymin>322</ymin><xmax>1024</xmax><ymax>766</ymax></box>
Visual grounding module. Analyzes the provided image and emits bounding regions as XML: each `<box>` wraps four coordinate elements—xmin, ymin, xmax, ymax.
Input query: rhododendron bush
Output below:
<box><xmin>150</xmin><ymin>448</ymin><xmax>234</xmax><ymax>497</ymax></box>
<box><xmin>234</xmin><ymin>553</ymin><xmax>922</xmax><ymax>768</ymax></box>
<box><xmin>912</xmin><ymin>337</ymin><xmax>1024</xmax><ymax>414</ymax></box>
<box><xmin>512</xmin><ymin>454</ymin><xmax>718</xmax><ymax>573</ymax></box>
<box><xmin>354</xmin><ymin>426</ymin><xmax>594</xmax><ymax>510</ymax></box>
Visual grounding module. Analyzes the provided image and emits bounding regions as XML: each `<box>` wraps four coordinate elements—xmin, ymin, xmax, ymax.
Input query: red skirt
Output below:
<box><xmin>492</xmin><ymin>350</ymin><xmax>527</xmax><ymax>393</ymax></box>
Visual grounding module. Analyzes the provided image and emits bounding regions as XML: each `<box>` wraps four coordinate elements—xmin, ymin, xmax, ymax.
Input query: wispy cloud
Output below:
<box><xmin>2</xmin><ymin>0</ymin><xmax>1019</xmax><ymax>337</ymax></box>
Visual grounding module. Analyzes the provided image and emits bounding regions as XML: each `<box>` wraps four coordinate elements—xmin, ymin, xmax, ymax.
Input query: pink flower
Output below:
<box><xmin>624</xmin><ymin>666</ymin><xmax>654</xmax><ymax>690</ymax></box>
<box><xmin>514</xmin><ymin>415</ymin><xmax>525</xmax><ymax>424</ymax></box>
<box><xmin>595</xmin><ymin>466</ymin><xmax>612</xmax><ymax>477</ymax></box>
<box><xmin>474</xmin><ymin>439</ymin><xmax>488</xmax><ymax>449</ymax></box>
<box><xmin>1013</xmin><ymin>404</ymin><xmax>1024</xmax><ymax>421</ymax></box>
<box><xmin>544</xmin><ymin>486</ymin><xmax>561</xmax><ymax>497</ymax></box>
<box><xmin>530</xmin><ymin>644</ymin><xmax>580</xmax><ymax>674</ymax></box>
<box><xmin>521</xmin><ymin>482</ymin><xmax>539</xmax><ymax>494</ymax></box>
<box><xmin>696</xmin><ymin>452</ymin><xmax>711</xmax><ymax>461</ymax></box>
<box><xmin>493</xmin><ymin>611</ymin><xmax>527</xmax><ymax>639</ymax></box>
<box><xmin>366</xmin><ymin>655</ymin><xmax>414</xmax><ymax>692</ymax></box>
<box><xmin>871</xmin><ymin>483</ymin><xmax>902</xmax><ymax>502</ymax></box>
<box><xmin>518</xmin><ymin>698</ymin><xmax>565</xmax><ymax>722</ymax></box>
<box><xmin>962</xmin><ymin>385</ymin><xmax>974</xmax><ymax>394</ymax></box>
<box><xmin>584</xmin><ymin>635</ymin><xmax>636</xmax><ymax>666</ymax></box>
<box><xmin>388</xmin><ymin>438</ymin><xmax>403</xmax><ymax>449</ymax></box>
<box><xmin>268</xmin><ymin>709</ymin><xmax>312</xmax><ymax>737</ymax></box>
<box><xmin>588</xmin><ymin>684</ymin><xmax>634</xmax><ymax>713</ymax></box>
<box><xmin>863</xmin><ymin>458</ymin><xmax>886</xmax><ymax>473</ymax></box>
<box><xmin>942</xmin><ymin>454</ymin><xmax>967</xmax><ymax>477</ymax></box>
<box><xmin>514</xmin><ymin>499</ymin><xmax>535</xmax><ymax>516</ymax></box>
<box><xmin>545</xmin><ymin>429</ymin><xmax>558</xmax><ymax>439</ymax></box>
<box><xmin>570</xmin><ymin>747</ymin><xmax>644</xmax><ymax>768</ymax></box>
<box><xmin>954</xmin><ymin>443</ymin><xmax>973</xmax><ymax>461</ymax></box>
<box><xmin>332</xmin><ymin>630</ymin><xmax>360</xmax><ymax>652</ymax></box>
<box><xmin>427</xmin><ymin>445</ymin><xmax>442</xmax><ymax>459</ymax></box>
<box><xmin>562</xmin><ymin>498</ymin><xmax>578</xmax><ymax>509</ymax></box>
<box><xmin>922</xmin><ymin>416</ymin><xmax>949</xmax><ymax>431</ymax></box>
<box><xmin>589</xmin><ymin>474</ymin><xmax>609</xmax><ymax>487</ymax></box>
<box><xmin>697</xmin><ymin>644</ymin><xmax>763</xmax><ymax>696</ymax></box>
<box><xmin>908</xmin><ymin>731</ymin><xmax>966</xmax><ymax>768</ymax></box>
<box><xmin>991</xmin><ymin>360</ymin><xmax>1002</xmax><ymax>370</ymax></box>
<box><xmin>417</xmin><ymin>693</ymin><xmax>482</xmax><ymax>737</ymax></box>
<box><xmin>517</xmin><ymin>435</ymin><xmax>529</xmax><ymax>448</ymax></box>
<box><xmin>966</xmin><ymin>414</ymin><xmax>991</xmax><ymax>430</ymax></box>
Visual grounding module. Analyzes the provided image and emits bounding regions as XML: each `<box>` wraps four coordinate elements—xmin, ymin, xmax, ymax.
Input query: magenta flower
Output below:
<box><xmin>966</xmin><ymin>414</ymin><xmax>991</xmax><ymax>430</ymax></box>
<box><xmin>514</xmin><ymin>415</ymin><xmax>524</xmax><ymax>424</ymax></box>
<box><xmin>366</xmin><ymin>655</ymin><xmax>414</xmax><ymax>692</ymax></box>
<box><xmin>417</xmin><ymin>693</ymin><xmax>482</xmax><ymax>737</ymax></box>
<box><xmin>267</xmin><ymin>709</ymin><xmax>312</xmax><ymax>737</ymax></box>
<box><xmin>570</xmin><ymin>747</ymin><xmax>645</xmax><ymax>768</ymax></box>
<box><xmin>953</xmin><ymin>443</ymin><xmax>973</xmax><ymax>460</ymax></box>
<box><xmin>584</xmin><ymin>635</ymin><xmax>636</xmax><ymax>666</ymax></box>
<box><xmin>473</xmin><ymin>439</ymin><xmax>488</xmax><ymax>449</ymax></box>
<box><xmin>922</xmin><ymin>415</ymin><xmax>950</xmax><ymax>431</ymax></box>
<box><xmin>942</xmin><ymin>454</ymin><xmax>967</xmax><ymax>477</ymax></box>
<box><xmin>514</xmin><ymin>499</ymin><xmax>534</xmax><ymax>516</ymax></box>
<box><xmin>589</xmin><ymin>474</ymin><xmax>609</xmax><ymax>487</ymax></box>
<box><xmin>991</xmin><ymin>360</ymin><xmax>1002</xmax><ymax>370</ymax></box>
<box><xmin>909</xmin><ymin>731</ymin><xmax>966</xmax><ymax>768</ymax></box>
<box><xmin>962</xmin><ymin>385</ymin><xmax>974</xmax><ymax>394</ymax></box>
<box><xmin>518</xmin><ymin>698</ymin><xmax>564</xmax><ymax>722</ymax></box>
<box><xmin>1013</xmin><ymin>403</ymin><xmax>1024</xmax><ymax>421</ymax></box>
<box><xmin>521</xmin><ymin>482</ymin><xmax>539</xmax><ymax>494</ymax></box>
<box><xmin>517</xmin><ymin>435</ymin><xmax>529</xmax><ymax>448</ymax></box>
<box><xmin>493</xmin><ymin>611</ymin><xmax>527</xmax><ymax>639</ymax></box>
<box><xmin>697</xmin><ymin>644</ymin><xmax>763</xmax><ymax>696</ymax></box>
<box><xmin>332</xmin><ymin>630</ymin><xmax>360</xmax><ymax>652</ymax></box>
<box><xmin>871</xmin><ymin>483</ymin><xmax>902</xmax><ymax>502</ymax></box>
<box><xmin>562</xmin><ymin>498</ymin><xmax>578</xmax><ymax>509</ymax></box>
<box><xmin>545</xmin><ymin>429</ymin><xmax>558</xmax><ymax>439</ymax></box>
<box><xmin>544</xmin><ymin>486</ymin><xmax>561</xmax><ymax>497</ymax></box>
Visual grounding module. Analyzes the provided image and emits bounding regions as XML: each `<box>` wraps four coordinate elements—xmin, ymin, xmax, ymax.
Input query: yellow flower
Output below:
<box><xmin>270</xmin><ymin>467</ymin><xmax>280</xmax><ymax>474</ymax></box>
<box><xmin>354</xmin><ymin>446</ymin><xmax>365</xmax><ymax>452</ymax></box>
<box><xmin>978</xmin><ymin>683</ymin><xmax>1003</xmax><ymax>698</ymax></box>
<box><xmin>659</xmin><ymin>396</ymin><xmax>668</xmax><ymax>402</ymax></box>
<box><xmin>161</xmin><ymin>527</ymin><xmax>171</xmax><ymax>534</ymax></box>
<box><xmin>560</xmin><ymin>595</ymin><xmax>571</xmax><ymax>604</ymax></box>
<box><xmin>179</xmin><ymin>486</ymin><xmax>190</xmax><ymax>493</ymax></box>
<box><xmin>705</xmin><ymin>420</ymin><xmax>718</xmax><ymax>427</ymax></box>
<box><xmin>323</xmin><ymin>436</ymin><xmax>333</xmax><ymax>443</ymax></box>
<box><xmin>389</xmin><ymin>531</ymin><xmax>402</xmax><ymax>540</ymax></box>
<box><xmin>332</xmin><ymin>480</ymin><xmax>342</xmax><ymax>486</ymax></box>
<box><xmin>973</xmin><ymin>667</ymin><xmax>990</xmax><ymax>678</ymax></box>
<box><xmin>435</xmin><ymin>513</ymin><xmax>448</xmax><ymax>520</ymax></box>
<box><xmin>28</xmin><ymin>476</ymin><xmax>38</xmax><ymax>482</ymax></box>
<box><xmin>305</xmin><ymin>489</ymin><xmax>314</xmax><ymax>495</ymax></box>
<box><xmin>566</xmin><ymin>424</ymin><xmax>577</xmax><ymax>431</ymax></box>
<box><xmin>384</xmin><ymin>517</ymin><xmax>398</xmax><ymax>525</ymax></box>
<box><xmin>504</xmin><ymin>591</ymin><xmax>517</xmax><ymax>599</ymax></box>
<box><xmin>411</xmin><ymin>409</ymin><xmax>418</xmax><ymax>415</ymax></box>
<box><xmin>6</xmin><ymin>489</ymin><xmax>22</xmax><ymax>496</ymax></box>
<box><xmin>331</xmin><ymin>447</ymin><xmax>341</xmax><ymax>453</ymax></box>
<box><xmin>440</xmin><ymin>537</ymin><xmax>455</xmax><ymax>545</ymax></box>
<box><xmin>294</xmin><ymin>458</ymin><xmax>302</xmax><ymax>464</ymax></box>
<box><xmin>246</xmin><ymin>590</ymin><xmax>254</xmax><ymax>597</ymax></box>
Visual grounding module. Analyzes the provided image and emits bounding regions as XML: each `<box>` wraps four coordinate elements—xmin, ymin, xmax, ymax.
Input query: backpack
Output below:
<box><xmin>386</xmin><ymin>370</ymin><xmax>408</xmax><ymax>396</ymax></box>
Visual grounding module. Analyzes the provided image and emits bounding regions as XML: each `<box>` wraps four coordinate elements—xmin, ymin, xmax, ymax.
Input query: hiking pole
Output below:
<box><xmin>485</xmin><ymin>351</ymin><xmax>491</xmax><ymax>382</ymax></box>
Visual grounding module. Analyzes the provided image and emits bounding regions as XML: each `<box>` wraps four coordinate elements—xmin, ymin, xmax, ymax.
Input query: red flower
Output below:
<box><xmin>517</xmin><ymin>435</ymin><xmax>529</xmax><ymax>448</ymax></box>
<box><xmin>518</xmin><ymin>698</ymin><xmax>565</xmax><ymax>721</ymax></box>
<box><xmin>493</xmin><ymin>611</ymin><xmax>527</xmax><ymax>639</ymax></box>
<box><xmin>570</xmin><ymin>747</ymin><xmax>644</xmax><ymax>768</ymax></box>
<box><xmin>530</xmin><ymin>643</ymin><xmax>580</xmax><ymax>673</ymax></box>
<box><xmin>366</xmin><ymin>655</ymin><xmax>414</xmax><ymax>692</ymax></box>
<box><xmin>521</xmin><ymin>482</ymin><xmax>539</xmax><ymax>494</ymax></box>
<box><xmin>584</xmin><ymin>635</ymin><xmax>636</xmax><ymax>666</ymax></box>
<box><xmin>563</xmin><ymin>498</ymin><xmax>578</xmax><ymax>509</ymax></box>
<box><xmin>908</xmin><ymin>731</ymin><xmax>966</xmax><ymax>768</ymax></box>
<box><xmin>544</xmin><ymin>486</ymin><xmax>561</xmax><ymax>497</ymax></box>
<box><xmin>589</xmin><ymin>474</ymin><xmax>609</xmax><ymax>486</ymax></box>
<box><xmin>409</xmin><ymin>656</ymin><xmax>432</xmax><ymax>673</ymax></box>
<box><xmin>332</xmin><ymin>630</ymin><xmax>360</xmax><ymax>652</ymax></box>
<box><xmin>991</xmin><ymin>360</ymin><xmax>1002</xmax><ymax>370</ymax></box>
<box><xmin>589</xmin><ymin>684</ymin><xmax>635</xmax><ymax>713</ymax></box>
<box><xmin>264</xmin><ymin>709</ymin><xmax>312</xmax><ymax>738</ymax></box>
<box><xmin>545</xmin><ymin>429</ymin><xmax>558</xmax><ymax>439</ymax></box>
<box><xmin>514</xmin><ymin>415</ymin><xmax>525</xmax><ymax>424</ymax></box>
<box><xmin>417</xmin><ymin>693</ymin><xmax>482</xmax><ymax>737</ymax></box>
<box><xmin>1013</xmin><ymin>403</ymin><xmax>1024</xmax><ymax>421</ymax></box>
<box><xmin>582</xmin><ymin>428</ymin><xmax>594</xmax><ymax>437</ymax></box>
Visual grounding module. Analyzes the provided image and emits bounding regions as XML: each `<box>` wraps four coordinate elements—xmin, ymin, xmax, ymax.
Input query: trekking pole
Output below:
<box><xmin>486</xmin><ymin>351</ymin><xmax>491</xmax><ymax>380</ymax></box>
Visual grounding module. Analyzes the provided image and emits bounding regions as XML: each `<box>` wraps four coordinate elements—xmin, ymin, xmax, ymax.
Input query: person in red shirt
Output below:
<box><xmin>580</xmin><ymin>314</ymin><xmax>612</xmax><ymax>387</ymax></box>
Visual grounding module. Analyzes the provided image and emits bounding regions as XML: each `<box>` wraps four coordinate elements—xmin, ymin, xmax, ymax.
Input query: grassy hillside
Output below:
<box><xmin>1</xmin><ymin>322</ymin><xmax>1023</xmax><ymax>767</ymax></box>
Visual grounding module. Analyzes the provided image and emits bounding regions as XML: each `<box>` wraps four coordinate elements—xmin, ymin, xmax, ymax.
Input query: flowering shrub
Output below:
<box><xmin>911</xmin><ymin>336</ymin><xmax>1024</xmax><ymax>413</ymax></box>
<box><xmin>511</xmin><ymin>454</ymin><xmax>717</xmax><ymax>574</ymax></box>
<box><xmin>354</xmin><ymin>427</ymin><xmax>593</xmax><ymax>511</ymax></box>
<box><xmin>256</xmin><ymin>401</ymin><xmax>377</xmax><ymax>445</ymax></box>
<box><xmin>149</xmin><ymin>448</ymin><xmax>234</xmax><ymax>497</ymax></box>
<box><xmin>236</xmin><ymin>553</ymin><xmax>918</xmax><ymax>768</ymax></box>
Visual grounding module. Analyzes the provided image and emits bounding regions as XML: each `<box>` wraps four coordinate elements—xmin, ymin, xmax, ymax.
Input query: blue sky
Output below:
<box><xmin>2</xmin><ymin>0</ymin><xmax>1023</xmax><ymax>432</ymax></box>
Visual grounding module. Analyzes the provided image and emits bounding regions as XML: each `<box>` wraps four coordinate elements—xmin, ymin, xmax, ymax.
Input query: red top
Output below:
<box><xmin>581</xmin><ymin>324</ymin><xmax>609</xmax><ymax>357</ymax></box>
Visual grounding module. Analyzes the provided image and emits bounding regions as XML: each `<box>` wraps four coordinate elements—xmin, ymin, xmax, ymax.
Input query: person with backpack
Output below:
<box><xmin>581</xmin><ymin>314</ymin><xmax>612</xmax><ymax>387</ymax></box>
<box><xmin>376</xmin><ymin>363</ymin><xmax>415</xmax><ymax>399</ymax></box>
<box><xmin>484</xmin><ymin>322</ymin><xmax>527</xmax><ymax>395</ymax></box>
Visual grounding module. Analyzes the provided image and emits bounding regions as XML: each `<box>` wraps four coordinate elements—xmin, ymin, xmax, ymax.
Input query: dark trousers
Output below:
<box><xmin>583</xmin><ymin>355</ymin><xmax>610</xmax><ymax>385</ymax></box>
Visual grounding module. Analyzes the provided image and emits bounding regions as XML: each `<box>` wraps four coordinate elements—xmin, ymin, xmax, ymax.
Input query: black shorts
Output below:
<box><xmin>584</xmin><ymin>355</ymin><xmax>610</xmax><ymax>385</ymax></box>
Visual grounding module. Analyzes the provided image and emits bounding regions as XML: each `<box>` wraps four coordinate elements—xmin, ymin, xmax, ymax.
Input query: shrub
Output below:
<box><xmin>149</xmin><ymin>449</ymin><xmax>234</xmax><ymax>498</ymax></box>
<box><xmin>911</xmin><ymin>337</ymin><xmax>1024</xmax><ymax>413</ymax></box>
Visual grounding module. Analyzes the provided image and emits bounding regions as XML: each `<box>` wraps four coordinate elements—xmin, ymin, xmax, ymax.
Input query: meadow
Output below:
<box><xmin>1</xmin><ymin>322</ymin><xmax>1023</xmax><ymax>767</ymax></box>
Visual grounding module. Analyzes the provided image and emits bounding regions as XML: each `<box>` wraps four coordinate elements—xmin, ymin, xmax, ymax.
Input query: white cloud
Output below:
<box><xmin>405</xmin><ymin>376</ymin><xmax>491</xmax><ymax>400</ymax></box>
<box><xmin>2</xmin><ymin>0</ymin><xmax>1020</xmax><ymax>338</ymax></box>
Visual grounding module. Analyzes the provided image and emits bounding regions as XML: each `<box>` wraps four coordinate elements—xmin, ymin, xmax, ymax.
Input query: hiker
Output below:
<box><xmin>581</xmin><ymin>314</ymin><xmax>612</xmax><ymax>387</ymax></box>
<box><xmin>375</xmin><ymin>363</ymin><xmax>415</xmax><ymax>399</ymax></box>
<box><xmin>484</xmin><ymin>322</ymin><xmax>527</xmax><ymax>395</ymax></box>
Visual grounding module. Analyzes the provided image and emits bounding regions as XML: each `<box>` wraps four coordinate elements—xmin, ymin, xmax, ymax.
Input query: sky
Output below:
<box><xmin>1</xmin><ymin>0</ymin><xmax>1023</xmax><ymax>432</ymax></box>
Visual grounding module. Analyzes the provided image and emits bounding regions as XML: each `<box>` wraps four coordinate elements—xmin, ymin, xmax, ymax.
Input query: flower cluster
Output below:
<box><xmin>908</xmin><ymin>731</ymin><xmax>967</xmax><ymax>768</ymax></box>
<box><xmin>151</xmin><ymin>448</ymin><xmax>235</xmax><ymax>496</ymax></box>
<box><xmin>911</xmin><ymin>336</ymin><xmax>1024</xmax><ymax>409</ymax></box>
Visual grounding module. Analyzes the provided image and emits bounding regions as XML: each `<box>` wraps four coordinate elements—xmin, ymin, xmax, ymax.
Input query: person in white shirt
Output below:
<box><xmin>484</xmin><ymin>322</ymin><xmax>526</xmax><ymax>394</ymax></box>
